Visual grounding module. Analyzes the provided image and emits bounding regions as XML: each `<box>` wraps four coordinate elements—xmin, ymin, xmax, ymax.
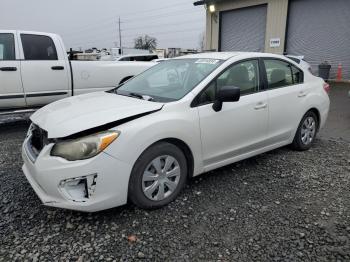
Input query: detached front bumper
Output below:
<box><xmin>21</xmin><ymin>136</ymin><xmax>133</xmax><ymax>212</ymax></box>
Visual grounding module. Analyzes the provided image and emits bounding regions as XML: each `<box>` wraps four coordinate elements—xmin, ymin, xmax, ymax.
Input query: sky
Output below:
<box><xmin>0</xmin><ymin>0</ymin><xmax>206</xmax><ymax>51</ymax></box>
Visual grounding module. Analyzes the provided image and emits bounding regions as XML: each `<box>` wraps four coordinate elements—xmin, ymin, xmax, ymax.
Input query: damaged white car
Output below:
<box><xmin>22</xmin><ymin>52</ymin><xmax>330</xmax><ymax>212</ymax></box>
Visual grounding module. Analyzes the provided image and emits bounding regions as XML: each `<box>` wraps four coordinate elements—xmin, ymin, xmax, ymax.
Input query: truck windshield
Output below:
<box><xmin>114</xmin><ymin>58</ymin><xmax>223</xmax><ymax>102</ymax></box>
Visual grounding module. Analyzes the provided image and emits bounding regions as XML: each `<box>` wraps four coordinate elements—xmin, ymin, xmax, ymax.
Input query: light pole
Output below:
<box><xmin>209</xmin><ymin>4</ymin><xmax>216</xmax><ymax>51</ymax></box>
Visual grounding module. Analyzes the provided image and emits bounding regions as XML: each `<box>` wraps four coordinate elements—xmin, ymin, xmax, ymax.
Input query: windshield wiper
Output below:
<box><xmin>116</xmin><ymin>91</ymin><xmax>154</xmax><ymax>101</ymax></box>
<box><xmin>128</xmin><ymin>92</ymin><xmax>145</xmax><ymax>99</ymax></box>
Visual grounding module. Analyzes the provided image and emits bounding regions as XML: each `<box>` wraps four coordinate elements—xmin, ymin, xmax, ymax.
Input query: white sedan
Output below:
<box><xmin>22</xmin><ymin>52</ymin><xmax>330</xmax><ymax>212</ymax></box>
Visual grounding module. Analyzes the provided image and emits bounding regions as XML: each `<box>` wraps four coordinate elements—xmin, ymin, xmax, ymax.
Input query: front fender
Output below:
<box><xmin>104</xmin><ymin>106</ymin><xmax>204</xmax><ymax>176</ymax></box>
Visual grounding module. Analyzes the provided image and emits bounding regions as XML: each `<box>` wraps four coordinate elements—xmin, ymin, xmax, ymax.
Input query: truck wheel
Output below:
<box><xmin>128</xmin><ymin>142</ymin><xmax>187</xmax><ymax>209</ymax></box>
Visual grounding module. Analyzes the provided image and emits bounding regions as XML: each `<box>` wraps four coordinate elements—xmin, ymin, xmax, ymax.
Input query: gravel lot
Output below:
<box><xmin>0</xmin><ymin>84</ymin><xmax>349</xmax><ymax>261</ymax></box>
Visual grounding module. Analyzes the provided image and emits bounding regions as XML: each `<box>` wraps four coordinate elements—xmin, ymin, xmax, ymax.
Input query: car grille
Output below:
<box><xmin>30</xmin><ymin>124</ymin><xmax>48</xmax><ymax>154</ymax></box>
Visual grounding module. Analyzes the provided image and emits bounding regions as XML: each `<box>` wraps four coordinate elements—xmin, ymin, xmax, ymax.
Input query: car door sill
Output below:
<box><xmin>203</xmin><ymin>138</ymin><xmax>290</xmax><ymax>172</ymax></box>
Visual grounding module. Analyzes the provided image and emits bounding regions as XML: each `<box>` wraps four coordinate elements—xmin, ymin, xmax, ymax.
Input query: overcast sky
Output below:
<box><xmin>0</xmin><ymin>0</ymin><xmax>206</xmax><ymax>50</ymax></box>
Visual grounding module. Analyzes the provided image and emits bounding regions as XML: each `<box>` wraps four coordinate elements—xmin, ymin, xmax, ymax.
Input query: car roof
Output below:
<box><xmin>174</xmin><ymin>52</ymin><xmax>243</xmax><ymax>60</ymax></box>
<box><xmin>174</xmin><ymin>52</ymin><xmax>287</xmax><ymax>61</ymax></box>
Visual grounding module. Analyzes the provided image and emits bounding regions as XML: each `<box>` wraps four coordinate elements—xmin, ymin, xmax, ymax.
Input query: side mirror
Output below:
<box><xmin>212</xmin><ymin>86</ymin><xmax>240</xmax><ymax>112</ymax></box>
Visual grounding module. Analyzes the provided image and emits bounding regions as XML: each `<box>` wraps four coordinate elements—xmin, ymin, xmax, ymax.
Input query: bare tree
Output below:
<box><xmin>198</xmin><ymin>32</ymin><xmax>205</xmax><ymax>51</ymax></box>
<box><xmin>134</xmin><ymin>35</ymin><xmax>157</xmax><ymax>51</ymax></box>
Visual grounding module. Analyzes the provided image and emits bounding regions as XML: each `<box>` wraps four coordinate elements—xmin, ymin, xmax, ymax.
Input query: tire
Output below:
<box><xmin>128</xmin><ymin>142</ymin><xmax>187</xmax><ymax>209</ymax></box>
<box><xmin>291</xmin><ymin>111</ymin><xmax>318</xmax><ymax>151</ymax></box>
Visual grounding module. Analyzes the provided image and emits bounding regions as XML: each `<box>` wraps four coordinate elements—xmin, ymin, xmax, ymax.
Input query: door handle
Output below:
<box><xmin>0</xmin><ymin>67</ymin><xmax>17</xmax><ymax>71</ymax></box>
<box><xmin>254</xmin><ymin>102</ymin><xmax>267</xmax><ymax>110</ymax></box>
<box><xmin>51</xmin><ymin>66</ymin><xmax>64</xmax><ymax>70</ymax></box>
<box><xmin>298</xmin><ymin>91</ymin><xmax>307</xmax><ymax>97</ymax></box>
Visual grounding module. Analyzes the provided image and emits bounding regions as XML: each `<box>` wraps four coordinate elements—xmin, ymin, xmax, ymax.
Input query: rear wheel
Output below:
<box><xmin>128</xmin><ymin>142</ymin><xmax>187</xmax><ymax>209</ymax></box>
<box><xmin>291</xmin><ymin>111</ymin><xmax>318</xmax><ymax>151</ymax></box>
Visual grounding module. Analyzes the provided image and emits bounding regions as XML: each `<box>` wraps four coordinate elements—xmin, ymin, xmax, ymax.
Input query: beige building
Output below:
<box><xmin>194</xmin><ymin>0</ymin><xmax>350</xmax><ymax>79</ymax></box>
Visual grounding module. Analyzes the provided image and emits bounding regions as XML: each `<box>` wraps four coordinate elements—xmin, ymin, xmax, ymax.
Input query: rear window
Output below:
<box><xmin>21</xmin><ymin>34</ymin><xmax>58</xmax><ymax>60</ymax></box>
<box><xmin>264</xmin><ymin>59</ymin><xmax>303</xmax><ymax>89</ymax></box>
<box><xmin>0</xmin><ymin>33</ymin><xmax>15</xmax><ymax>60</ymax></box>
<box><xmin>264</xmin><ymin>60</ymin><xmax>293</xmax><ymax>89</ymax></box>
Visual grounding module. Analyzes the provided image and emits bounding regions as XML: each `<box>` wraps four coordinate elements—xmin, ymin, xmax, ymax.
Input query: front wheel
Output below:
<box><xmin>128</xmin><ymin>142</ymin><xmax>187</xmax><ymax>209</ymax></box>
<box><xmin>291</xmin><ymin>111</ymin><xmax>318</xmax><ymax>151</ymax></box>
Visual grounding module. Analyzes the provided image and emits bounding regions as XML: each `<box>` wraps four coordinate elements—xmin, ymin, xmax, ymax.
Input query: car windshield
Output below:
<box><xmin>114</xmin><ymin>58</ymin><xmax>224</xmax><ymax>102</ymax></box>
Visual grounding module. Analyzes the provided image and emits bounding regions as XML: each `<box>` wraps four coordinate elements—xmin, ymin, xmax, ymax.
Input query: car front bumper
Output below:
<box><xmin>21</xmin><ymin>136</ymin><xmax>133</xmax><ymax>212</ymax></box>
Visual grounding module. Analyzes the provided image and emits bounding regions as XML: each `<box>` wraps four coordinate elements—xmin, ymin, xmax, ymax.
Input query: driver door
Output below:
<box><xmin>195</xmin><ymin>59</ymin><xmax>269</xmax><ymax>171</ymax></box>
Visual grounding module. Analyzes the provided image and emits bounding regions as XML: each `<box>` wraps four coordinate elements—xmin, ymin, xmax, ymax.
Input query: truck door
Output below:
<box><xmin>0</xmin><ymin>31</ymin><xmax>26</xmax><ymax>109</ymax></box>
<box><xmin>18</xmin><ymin>32</ymin><xmax>70</xmax><ymax>106</ymax></box>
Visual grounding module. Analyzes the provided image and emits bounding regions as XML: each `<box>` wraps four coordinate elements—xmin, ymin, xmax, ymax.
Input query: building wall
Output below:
<box><xmin>205</xmin><ymin>0</ymin><xmax>289</xmax><ymax>54</ymax></box>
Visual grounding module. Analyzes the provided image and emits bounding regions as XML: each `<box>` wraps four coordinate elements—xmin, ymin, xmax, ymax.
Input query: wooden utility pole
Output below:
<box><xmin>118</xmin><ymin>17</ymin><xmax>122</xmax><ymax>55</ymax></box>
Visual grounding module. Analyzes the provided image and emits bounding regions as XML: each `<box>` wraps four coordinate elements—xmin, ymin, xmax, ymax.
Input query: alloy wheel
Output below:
<box><xmin>301</xmin><ymin>116</ymin><xmax>316</xmax><ymax>145</ymax></box>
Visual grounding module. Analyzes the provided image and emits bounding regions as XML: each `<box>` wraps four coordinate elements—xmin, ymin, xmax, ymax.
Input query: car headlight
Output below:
<box><xmin>51</xmin><ymin>131</ymin><xmax>120</xmax><ymax>161</ymax></box>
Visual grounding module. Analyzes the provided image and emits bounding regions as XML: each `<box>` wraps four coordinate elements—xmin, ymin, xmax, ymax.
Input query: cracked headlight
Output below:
<box><xmin>51</xmin><ymin>131</ymin><xmax>120</xmax><ymax>161</ymax></box>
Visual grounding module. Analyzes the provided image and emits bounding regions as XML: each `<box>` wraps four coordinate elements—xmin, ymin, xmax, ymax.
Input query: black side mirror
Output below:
<box><xmin>212</xmin><ymin>86</ymin><xmax>240</xmax><ymax>112</ymax></box>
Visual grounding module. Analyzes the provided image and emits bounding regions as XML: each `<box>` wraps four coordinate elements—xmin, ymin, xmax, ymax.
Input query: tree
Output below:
<box><xmin>134</xmin><ymin>35</ymin><xmax>157</xmax><ymax>51</ymax></box>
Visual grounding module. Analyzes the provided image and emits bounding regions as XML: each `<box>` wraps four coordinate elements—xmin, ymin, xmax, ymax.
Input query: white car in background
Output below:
<box><xmin>22</xmin><ymin>52</ymin><xmax>330</xmax><ymax>212</ymax></box>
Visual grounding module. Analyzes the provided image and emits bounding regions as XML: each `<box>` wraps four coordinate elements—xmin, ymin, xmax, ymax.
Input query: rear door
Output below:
<box><xmin>18</xmin><ymin>32</ymin><xmax>70</xmax><ymax>106</ymax></box>
<box><xmin>0</xmin><ymin>31</ymin><xmax>26</xmax><ymax>109</ymax></box>
<box><xmin>262</xmin><ymin>58</ymin><xmax>306</xmax><ymax>143</ymax></box>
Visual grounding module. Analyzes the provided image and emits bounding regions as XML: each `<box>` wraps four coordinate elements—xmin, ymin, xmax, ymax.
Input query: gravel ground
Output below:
<box><xmin>319</xmin><ymin>82</ymin><xmax>350</xmax><ymax>142</ymax></box>
<box><xmin>0</xmin><ymin>122</ymin><xmax>349</xmax><ymax>261</ymax></box>
<box><xmin>0</xmin><ymin>83</ymin><xmax>349</xmax><ymax>261</ymax></box>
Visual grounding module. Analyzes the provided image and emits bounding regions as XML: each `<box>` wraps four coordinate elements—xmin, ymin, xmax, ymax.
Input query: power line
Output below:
<box><xmin>62</xmin><ymin>1</ymin><xmax>205</xmax><ymax>50</ymax></box>
<box><xmin>67</xmin><ymin>27</ymin><xmax>204</xmax><ymax>48</ymax></box>
<box><xmin>121</xmin><ymin>27</ymin><xmax>204</xmax><ymax>38</ymax></box>
<box><xmin>122</xmin><ymin>18</ymin><xmax>204</xmax><ymax>31</ymax></box>
<box><xmin>62</xmin><ymin>7</ymin><xmax>201</xmax><ymax>38</ymax></box>
<box><xmin>63</xmin><ymin>0</ymin><xmax>193</xmax><ymax>33</ymax></box>
<box><xmin>69</xmin><ymin>34</ymin><xmax>202</xmax><ymax>49</ymax></box>
<box><xmin>114</xmin><ymin>0</ymin><xmax>192</xmax><ymax>18</ymax></box>
<box><xmin>122</xmin><ymin>9</ymin><xmax>199</xmax><ymax>23</ymax></box>
<box><xmin>63</xmin><ymin>23</ymin><xmax>204</xmax><ymax>42</ymax></box>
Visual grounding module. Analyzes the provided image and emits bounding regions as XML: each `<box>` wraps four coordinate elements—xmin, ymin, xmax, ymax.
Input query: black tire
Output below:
<box><xmin>291</xmin><ymin>111</ymin><xmax>318</xmax><ymax>151</ymax></box>
<box><xmin>128</xmin><ymin>142</ymin><xmax>187</xmax><ymax>209</ymax></box>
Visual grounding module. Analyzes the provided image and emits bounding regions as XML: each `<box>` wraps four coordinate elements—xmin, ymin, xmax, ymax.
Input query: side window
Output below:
<box><xmin>264</xmin><ymin>59</ymin><xmax>293</xmax><ymax>89</ymax></box>
<box><xmin>21</xmin><ymin>34</ymin><xmax>58</xmax><ymax>60</ymax></box>
<box><xmin>0</xmin><ymin>33</ymin><xmax>15</xmax><ymax>60</ymax></box>
<box><xmin>291</xmin><ymin>65</ymin><xmax>303</xmax><ymax>84</ymax></box>
<box><xmin>197</xmin><ymin>60</ymin><xmax>259</xmax><ymax>105</ymax></box>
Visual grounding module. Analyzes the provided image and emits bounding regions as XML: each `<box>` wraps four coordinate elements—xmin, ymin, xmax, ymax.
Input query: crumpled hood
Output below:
<box><xmin>30</xmin><ymin>92</ymin><xmax>163</xmax><ymax>138</ymax></box>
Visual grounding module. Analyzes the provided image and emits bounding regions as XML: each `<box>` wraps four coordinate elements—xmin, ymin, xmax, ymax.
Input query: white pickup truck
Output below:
<box><xmin>0</xmin><ymin>30</ymin><xmax>155</xmax><ymax>113</ymax></box>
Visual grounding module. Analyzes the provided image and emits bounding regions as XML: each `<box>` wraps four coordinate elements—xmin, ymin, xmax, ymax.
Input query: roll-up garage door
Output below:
<box><xmin>220</xmin><ymin>5</ymin><xmax>267</xmax><ymax>52</ymax></box>
<box><xmin>286</xmin><ymin>0</ymin><xmax>350</xmax><ymax>79</ymax></box>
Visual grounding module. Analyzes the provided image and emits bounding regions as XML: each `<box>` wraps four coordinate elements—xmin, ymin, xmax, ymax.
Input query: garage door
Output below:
<box><xmin>286</xmin><ymin>0</ymin><xmax>350</xmax><ymax>79</ymax></box>
<box><xmin>220</xmin><ymin>5</ymin><xmax>267</xmax><ymax>52</ymax></box>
